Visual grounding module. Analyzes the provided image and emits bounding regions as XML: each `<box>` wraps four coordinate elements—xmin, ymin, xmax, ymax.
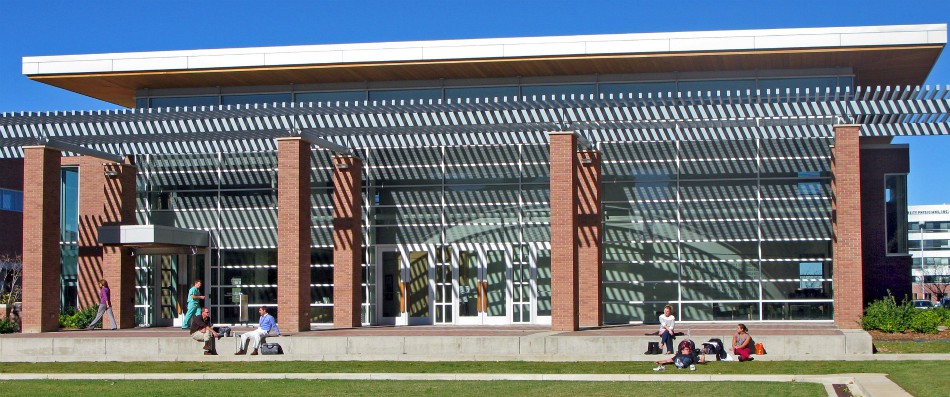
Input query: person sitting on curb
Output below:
<box><xmin>732</xmin><ymin>323</ymin><xmax>754</xmax><ymax>362</ymax></box>
<box><xmin>189</xmin><ymin>307</ymin><xmax>218</xmax><ymax>355</ymax></box>
<box><xmin>236</xmin><ymin>306</ymin><xmax>282</xmax><ymax>355</ymax></box>
<box><xmin>653</xmin><ymin>343</ymin><xmax>705</xmax><ymax>371</ymax></box>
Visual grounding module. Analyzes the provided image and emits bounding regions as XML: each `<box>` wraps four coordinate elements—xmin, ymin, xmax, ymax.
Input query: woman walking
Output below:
<box><xmin>87</xmin><ymin>279</ymin><xmax>117</xmax><ymax>330</ymax></box>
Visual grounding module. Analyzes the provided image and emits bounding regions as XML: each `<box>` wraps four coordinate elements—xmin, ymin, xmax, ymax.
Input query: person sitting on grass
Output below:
<box><xmin>653</xmin><ymin>343</ymin><xmax>705</xmax><ymax>371</ymax></box>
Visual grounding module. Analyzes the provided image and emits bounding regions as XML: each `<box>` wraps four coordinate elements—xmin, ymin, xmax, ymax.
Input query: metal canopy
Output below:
<box><xmin>1</xmin><ymin>86</ymin><xmax>950</xmax><ymax>158</ymax></box>
<box><xmin>98</xmin><ymin>224</ymin><xmax>210</xmax><ymax>248</ymax></box>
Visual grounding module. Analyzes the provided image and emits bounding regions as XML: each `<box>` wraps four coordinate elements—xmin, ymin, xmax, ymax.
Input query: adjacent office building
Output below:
<box><xmin>909</xmin><ymin>204</ymin><xmax>950</xmax><ymax>302</ymax></box>
<box><xmin>4</xmin><ymin>24</ymin><xmax>947</xmax><ymax>332</ymax></box>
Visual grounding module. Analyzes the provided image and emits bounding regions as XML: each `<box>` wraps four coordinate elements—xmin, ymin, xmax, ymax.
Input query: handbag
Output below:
<box><xmin>261</xmin><ymin>342</ymin><xmax>283</xmax><ymax>355</ymax></box>
<box><xmin>755</xmin><ymin>342</ymin><xmax>765</xmax><ymax>355</ymax></box>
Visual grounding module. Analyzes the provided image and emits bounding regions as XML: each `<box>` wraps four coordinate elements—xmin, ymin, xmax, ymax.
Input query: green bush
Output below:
<box><xmin>0</xmin><ymin>318</ymin><xmax>14</xmax><ymax>333</ymax></box>
<box><xmin>58</xmin><ymin>306</ymin><xmax>99</xmax><ymax>329</ymax></box>
<box><xmin>862</xmin><ymin>292</ymin><xmax>914</xmax><ymax>333</ymax></box>
<box><xmin>931</xmin><ymin>307</ymin><xmax>950</xmax><ymax>326</ymax></box>
<box><xmin>910</xmin><ymin>309</ymin><xmax>943</xmax><ymax>334</ymax></box>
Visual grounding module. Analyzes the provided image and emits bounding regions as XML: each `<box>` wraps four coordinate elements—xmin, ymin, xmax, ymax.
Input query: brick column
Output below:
<box><xmin>333</xmin><ymin>156</ymin><xmax>363</xmax><ymax>328</ymax></box>
<box><xmin>577</xmin><ymin>151</ymin><xmax>602</xmax><ymax>327</ymax></box>
<box><xmin>832</xmin><ymin>125</ymin><xmax>864</xmax><ymax>329</ymax></box>
<box><xmin>21</xmin><ymin>146</ymin><xmax>62</xmax><ymax>333</ymax></box>
<box><xmin>100</xmin><ymin>161</ymin><xmax>137</xmax><ymax>328</ymax></box>
<box><xmin>549</xmin><ymin>132</ymin><xmax>579</xmax><ymax>331</ymax></box>
<box><xmin>277</xmin><ymin>137</ymin><xmax>311</xmax><ymax>331</ymax></box>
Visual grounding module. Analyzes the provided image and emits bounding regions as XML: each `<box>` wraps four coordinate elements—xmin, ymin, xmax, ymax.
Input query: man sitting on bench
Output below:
<box><xmin>236</xmin><ymin>306</ymin><xmax>281</xmax><ymax>355</ymax></box>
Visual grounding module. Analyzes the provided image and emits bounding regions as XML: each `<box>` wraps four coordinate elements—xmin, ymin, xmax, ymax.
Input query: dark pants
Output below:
<box><xmin>660</xmin><ymin>331</ymin><xmax>674</xmax><ymax>353</ymax></box>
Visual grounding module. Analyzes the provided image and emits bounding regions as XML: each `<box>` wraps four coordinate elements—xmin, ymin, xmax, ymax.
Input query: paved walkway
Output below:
<box><xmin>0</xmin><ymin>372</ymin><xmax>910</xmax><ymax>397</ymax></box>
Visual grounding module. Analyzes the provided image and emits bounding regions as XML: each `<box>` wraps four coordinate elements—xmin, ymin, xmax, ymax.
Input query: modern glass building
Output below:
<box><xmin>5</xmin><ymin>24</ymin><xmax>948</xmax><ymax>332</ymax></box>
<box><xmin>909</xmin><ymin>204</ymin><xmax>950</xmax><ymax>302</ymax></box>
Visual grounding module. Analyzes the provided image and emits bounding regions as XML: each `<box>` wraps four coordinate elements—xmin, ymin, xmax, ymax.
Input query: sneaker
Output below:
<box><xmin>689</xmin><ymin>364</ymin><xmax>696</xmax><ymax>371</ymax></box>
<box><xmin>746</xmin><ymin>357</ymin><xmax>754</xmax><ymax>362</ymax></box>
<box><xmin>652</xmin><ymin>365</ymin><xmax>665</xmax><ymax>371</ymax></box>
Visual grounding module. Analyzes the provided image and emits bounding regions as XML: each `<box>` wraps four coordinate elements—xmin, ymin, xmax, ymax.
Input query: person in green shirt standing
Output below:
<box><xmin>181</xmin><ymin>279</ymin><xmax>205</xmax><ymax>330</ymax></box>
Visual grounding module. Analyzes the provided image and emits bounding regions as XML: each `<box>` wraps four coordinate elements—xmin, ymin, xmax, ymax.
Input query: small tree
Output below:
<box><xmin>0</xmin><ymin>254</ymin><xmax>22</xmax><ymax>304</ymax></box>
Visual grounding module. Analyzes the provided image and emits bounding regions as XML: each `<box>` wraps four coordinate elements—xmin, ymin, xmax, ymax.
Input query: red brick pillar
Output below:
<box><xmin>832</xmin><ymin>125</ymin><xmax>864</xmax><ymax>329</ymax></box>
<box><xmin>577</xmin><ymin>151</ymin><xmax>602</xmax><ymax>327</ymax></box>
<box><xmin>277</xmin><ymin>137</ymin><xmax>311</xmax><ymax>331</ymax></box>
<box><xmin>21</xmin><ymin>146</ymin><xmax>62</xmax><ymax>333</ymax></box>
<box><xmin>333</xmin><ymin>155</ymin><xmax>363</xmax><ymax>328</ymax></box>
<box><xmin>100</xmin><ymin>161</ymin><xmax>137</xmax><ymax>329</ymax></box>
<box><xmin>549</xmin><ymin>132</ymin><xmax>579</xmax><ymax>331</ymax></box>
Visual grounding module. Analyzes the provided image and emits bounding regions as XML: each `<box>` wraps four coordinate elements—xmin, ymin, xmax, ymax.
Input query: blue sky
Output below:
<box><xmin>1</xmin><ymin>0</ymin><xmax>948</xmax><ymax>204</ymax></box>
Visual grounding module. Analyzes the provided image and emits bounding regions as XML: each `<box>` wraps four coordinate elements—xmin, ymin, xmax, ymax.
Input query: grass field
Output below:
<box><xmin>0</xmin><ymin>361</ymin><xmax>946</xmax><ymax>397</ymax></box>
<box><xmin>0</xmin><ymin>380</ymin><xmax>826</xmax><ymax>397</ymax></box>
<box><xmin>874</xmin><ymin>340</ymin><xmax>950</xmax><ymax>354</ymax></box>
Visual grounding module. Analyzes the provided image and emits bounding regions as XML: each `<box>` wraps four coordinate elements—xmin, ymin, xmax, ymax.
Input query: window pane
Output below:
<box><xmin>369</xmin><ymin>88</ymin><xmax>441</xmax><ymax>101</ymax></box>
<box><xmin>445</xmin><ymin>86</ymin><xmax>519</xmax><ymax>100</ymax></box>
<box><xmin>149</xmin><ymin>96</ymin><xmax>218</xmax><ymax>108</ymax></box>
<box><xmin>296</xmin><ymin>91</ymin><xmax>366</xmax><ymax>103</ymax></box>
<box><xmin>522</xmin><ymin>84</ymin><xmax>596</xmax><ymax>97</ymax></box>
<box><xmin>221</xmin><ymin>93</ymin><xmax>291</xmax><ymax>105</ymax></box>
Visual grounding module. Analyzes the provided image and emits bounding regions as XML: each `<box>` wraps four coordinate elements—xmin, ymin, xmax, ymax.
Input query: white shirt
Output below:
<box><xmin>659</xmin><ymin>313</ymin><xmax>675</xmax><ymax>333</ymax></box>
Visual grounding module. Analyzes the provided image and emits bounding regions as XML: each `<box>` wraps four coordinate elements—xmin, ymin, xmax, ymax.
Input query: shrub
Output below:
<box><xmin>910</xmin><ymin>309</ymin><xmax>943</xmax><ymax>334</ymax></box>
<box><xmin>58</xmin><ymin>306</ymin><xmax>99</xmax><ymax>329</ymax></box>
<box><xmin>0</xmin><ymin>318</ymin><xmax>14</xmax><ymax>334</ymax></box>
<box><xmin>862</xmin><ymin>292</ymin><xmax>914</xmax><ymax>333</ymax></box>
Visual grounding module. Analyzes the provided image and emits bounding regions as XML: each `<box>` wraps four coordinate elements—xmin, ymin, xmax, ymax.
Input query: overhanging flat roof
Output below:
<box><xmin>98</xmin><ymin>225</ymin><xmax>210</xmax><ymax>248</ymax></box>
<box><xmin>23</xmin><ymin>24</ymin><xmax>947</xmax><ymax>108</ymax></box>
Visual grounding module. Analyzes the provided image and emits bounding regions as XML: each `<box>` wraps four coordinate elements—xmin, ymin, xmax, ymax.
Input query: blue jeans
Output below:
<box><xmin>660</xmin><ymin>331</ymin><xmax>674</xmax><ymax>353</ymax></box>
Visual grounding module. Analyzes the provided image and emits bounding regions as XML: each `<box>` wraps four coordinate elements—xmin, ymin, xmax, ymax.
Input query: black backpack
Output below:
<box><xmin>702</xmin><ymin>338</ymin><xmax>727</xmax><ymax>360</ymax></box>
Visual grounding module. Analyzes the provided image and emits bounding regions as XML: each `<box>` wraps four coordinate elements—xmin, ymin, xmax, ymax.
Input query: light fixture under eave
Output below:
<box><xmin>103</xmin><ymin>169</ymin><xmax>119</xmax><ymax>177</ymax></box>
<box><xmin>334</xmin><ymin>162</ymin><xmax>349</xmax><ymax>169</ymax></box>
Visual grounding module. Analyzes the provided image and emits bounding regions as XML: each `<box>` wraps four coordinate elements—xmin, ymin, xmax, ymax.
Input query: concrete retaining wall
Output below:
<box><xmin>0</xmin><ymin>331</ymin><xmax>872</xmax><ymax>362</ymax></box>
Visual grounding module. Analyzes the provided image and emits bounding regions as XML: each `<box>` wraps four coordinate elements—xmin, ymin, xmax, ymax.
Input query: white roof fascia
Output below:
<box><xmin>22</xmin><ymin>24</ymin><xmax>948</xmax><ymax>76</ymax></box>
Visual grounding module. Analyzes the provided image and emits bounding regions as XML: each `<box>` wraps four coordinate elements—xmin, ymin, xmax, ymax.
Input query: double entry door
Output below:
<box><xmin>377</xmin><ymin>244</ymin><xmax>549</xmax><ymax>326</ymax></box>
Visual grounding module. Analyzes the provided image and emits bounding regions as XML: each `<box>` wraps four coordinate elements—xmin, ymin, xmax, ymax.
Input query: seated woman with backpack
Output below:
<box><xmin>653</xmin><ymin>340</ymin><xmax>705</xmax><ymax>371</ymax></box>
<box><xmin>732</xmin><ymin>323</ymin><xmax>754</xmax><ymax>362</ymax></box>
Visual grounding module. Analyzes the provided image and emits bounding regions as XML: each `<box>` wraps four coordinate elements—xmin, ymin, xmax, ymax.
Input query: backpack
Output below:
<box><xmin>703</xmin><ymin>338</ymin><xmax>727</xmax><ymax>361</ymax></box>
<box><xmin>676</xmin><ymin>339</ymin><xmax>695</xmax><ymax>353</ymax></box>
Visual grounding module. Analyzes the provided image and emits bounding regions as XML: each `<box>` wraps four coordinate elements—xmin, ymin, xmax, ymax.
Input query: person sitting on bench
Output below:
<box><xmin>190</xmin><ymin>308</ymin><xmax>218</xmax><ymax>355</ymax></box>
<box><xmin>236</xmin><ymin>306</ymin><xmax>282</xmax><ymax>355</ymax></box>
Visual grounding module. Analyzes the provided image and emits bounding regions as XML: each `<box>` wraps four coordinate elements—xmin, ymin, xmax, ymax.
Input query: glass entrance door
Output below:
<box><xmin>378</xmin><ymin>246</ymin><xmax>433</xmax><ymax>325</ymax></box>
<box><xmin>456</xmin><ymin>245</ymin><xmax>510</xmax><ymax>325</ymax></box>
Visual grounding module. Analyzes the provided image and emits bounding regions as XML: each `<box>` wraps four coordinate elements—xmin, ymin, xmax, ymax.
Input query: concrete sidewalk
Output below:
<box><xmin>0</xmin><ymin>372</ymin><xmax>910</xmax><ymax>397</ymax></box>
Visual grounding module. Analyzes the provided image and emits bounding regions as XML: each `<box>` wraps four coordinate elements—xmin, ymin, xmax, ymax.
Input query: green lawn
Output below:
<box><xmin>0</xmin><ymin>361</ymin><xmax>946</xmax><ymax>397</ymax></box>
<box><xmin>874</xmin><ymin>340</ymin><xmax>950</xmax><ymax>354</ymax></box>
<box><xmin>0</xmin><ymin>380</ymin><xmax>825</xmax><ymax>397</ymax></box>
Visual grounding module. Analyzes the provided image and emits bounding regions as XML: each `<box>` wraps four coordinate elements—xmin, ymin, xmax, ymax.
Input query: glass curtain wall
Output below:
<box><xmin>369</xmin><ymin>143</ymin><xmax>551</xmax><ymax>323</ymax></box>
<box><xmin>601</xmin><ymin>137</ymin><xmax>833</xmax><ymax>323</ymax></box>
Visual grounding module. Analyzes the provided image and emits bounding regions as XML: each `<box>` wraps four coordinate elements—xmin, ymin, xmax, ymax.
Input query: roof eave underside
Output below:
<box><xmin>26</xmin><ymin>45</ymin><xmax>946</xmax><ymax>108</ymax></box>
<box><xmin>2</xmin><ymin>86</ymin><xmax>950</xmax><ymax>159</ymax></box>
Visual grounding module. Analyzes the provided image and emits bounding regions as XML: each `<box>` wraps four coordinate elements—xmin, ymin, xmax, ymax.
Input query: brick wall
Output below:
<box><xmin>831</xmin><ymin>125</ymin><xmax>864</xmax><ymax>329</ymax></box>
<box><xmin>549</xmin><ymin>132</ymin><xmax>579</xmax><ymax>331</ymax></box>
<box><xmin>576</xmin><ymin>151</ymin><xmax>602</xmax><ymax>327</ymax></box>
<box><xmin>860</xmin><ymin>145</ymin><xmax>912</xmax><ymax>304</ymax></box>
<box><xmin>333</xmin><ymin>156</ymin><xmax>363</xmax><ymax>328</ymax></box>
<box><xmin>276</xmin><ymin>138</ymin><xmax>312</xmax><ymax>331</ymax></box>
